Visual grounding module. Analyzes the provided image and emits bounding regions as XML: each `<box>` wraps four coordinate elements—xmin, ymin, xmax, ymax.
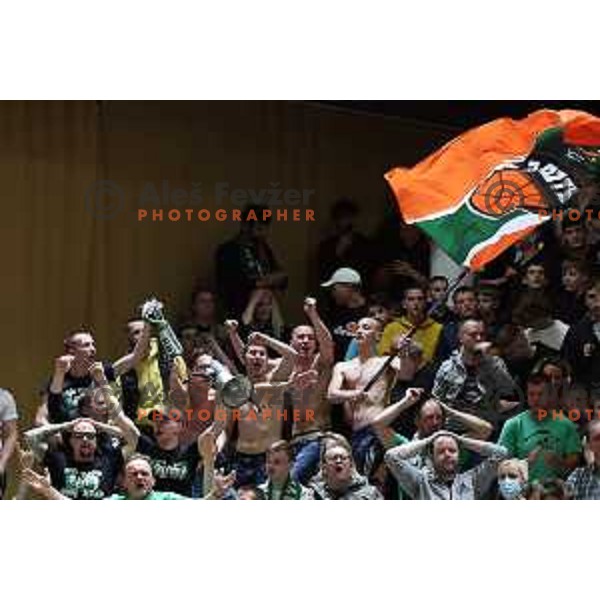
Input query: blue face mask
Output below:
<box><xmin>499</xmin><ymin>478</ymin><xmax>523</xmax><ymax>500</ymax></box>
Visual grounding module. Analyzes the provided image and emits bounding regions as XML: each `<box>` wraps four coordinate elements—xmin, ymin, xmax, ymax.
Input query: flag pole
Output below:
<box><xmin>362</xmin><ymin>265</ymin><xmax>471</xmax><ymax>392</ymax></box>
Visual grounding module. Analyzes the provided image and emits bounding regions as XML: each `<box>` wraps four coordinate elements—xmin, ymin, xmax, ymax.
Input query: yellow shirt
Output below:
<box><xmin>377</xmin><ymin>316</ymin><xmax>442</xmax><ymax>366</ymax></box>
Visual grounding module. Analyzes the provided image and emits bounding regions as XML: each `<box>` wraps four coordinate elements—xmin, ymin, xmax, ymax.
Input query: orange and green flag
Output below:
<box><xmin>385</xmin><ymin>109</ymin><xmax>600</xmax><ymax>271</ymax></box>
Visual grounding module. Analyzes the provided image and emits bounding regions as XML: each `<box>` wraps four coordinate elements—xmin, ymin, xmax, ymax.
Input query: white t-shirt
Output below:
<box><xmin>0</xmin><ymin>389</ymin><xmax>18</xmax><ymax>451</ymax></box>
<box><xmin>525</xmin><ymin>320</ymin><xmax>570</xmax><ymax>352</ymax></box>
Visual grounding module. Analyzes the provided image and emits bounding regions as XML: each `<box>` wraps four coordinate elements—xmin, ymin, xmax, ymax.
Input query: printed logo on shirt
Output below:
<box><xmin>61</xmin><ymin>468</ymin><xmax>105</xmax><ymax>499</ymax></box>
<box><xmin>151</xmin><ymin>459</ymin><xmax>190</xmax><ymax>482</ymax></box>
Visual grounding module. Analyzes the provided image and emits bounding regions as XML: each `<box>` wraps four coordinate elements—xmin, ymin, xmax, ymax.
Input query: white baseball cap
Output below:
<box><xmin>321</xmin><ymin>267</ymin><xmax>362</xmax><ymax>288</ymax></box>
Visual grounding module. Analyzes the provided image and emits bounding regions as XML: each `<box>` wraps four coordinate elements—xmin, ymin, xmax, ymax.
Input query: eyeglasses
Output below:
<box><xmin>73</xmin><ymin>432</ymin><xmax>96</xmax><ymax>441</ymax></box>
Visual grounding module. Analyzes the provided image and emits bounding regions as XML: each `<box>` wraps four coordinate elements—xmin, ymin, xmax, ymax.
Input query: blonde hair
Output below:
<box><xmin>498</xmin><ymin>458</ymin><xmax>529</xmax><ymax>483</ymax></box>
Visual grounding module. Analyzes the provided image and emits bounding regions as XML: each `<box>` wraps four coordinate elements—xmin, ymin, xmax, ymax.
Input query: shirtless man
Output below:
<box><xmin>218</xmin><ymin>335</ymin><xmax>313</xmax><ymax>487</ymax></box>
<box><xmin>327</xmin><ymin>317</ymin><xmax>418</xmax><ymax>476</ymax></box>
<box><xmin>269</xmin><ymin>297</ymin><xmax>335</xmax><ymax>484</ymax></box>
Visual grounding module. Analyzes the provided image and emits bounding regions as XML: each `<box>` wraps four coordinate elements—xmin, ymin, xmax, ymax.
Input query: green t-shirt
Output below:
<box><xmin>109</xmin><ymin>491</ymin><xmax>186</xmax><ymax>500</ymax></box>
<box><xmin>498</xmin><ymin>411</ymin><xmax>581</xmax><ymax>483</ymax></box>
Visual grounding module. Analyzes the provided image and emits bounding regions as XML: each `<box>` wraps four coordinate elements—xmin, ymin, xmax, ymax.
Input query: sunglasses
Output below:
<box><xmin>72</xmin><ymin>432</ymin><xmax>96</xmax><ymax>441</ymax></box>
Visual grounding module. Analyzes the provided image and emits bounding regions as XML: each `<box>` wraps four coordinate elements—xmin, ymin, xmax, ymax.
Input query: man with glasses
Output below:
<box><xmin>308</xmin><ymin>435</ymin><xmax>382</xmax><ymax>499</ymax></box>
<box><xmin>23</xmin><ymin>383</ymin><xmax>138</xmax><ymax>500</ymax></box>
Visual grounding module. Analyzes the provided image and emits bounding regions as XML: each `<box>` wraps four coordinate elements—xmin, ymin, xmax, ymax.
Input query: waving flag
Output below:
<box><xmin>385</xmin><ymin>109</ymin><xmax>600</xmax><ymax>271</ymax></box>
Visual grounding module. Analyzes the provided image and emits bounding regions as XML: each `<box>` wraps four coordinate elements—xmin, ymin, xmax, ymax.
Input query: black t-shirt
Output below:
<box><xmin>326</xmin><ymin>304</ymin><xmax>369</xmax><ymax>361</ymax></box>
<box><xmin>45</xmin><ymin>444</ymin><xmax>123</xmax><ymax>500</ymax></box>
<box><xmin>136</xmin><ymin>434</ymin><xmax>200</xmax><ymax>497</ymax></box>
<box><xmin>47</xmin><ymin>362</ymin><xmax>116</xmax><ymax>423</ymax></box>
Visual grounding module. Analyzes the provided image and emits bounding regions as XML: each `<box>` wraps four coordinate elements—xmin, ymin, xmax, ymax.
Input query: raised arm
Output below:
<box><xmin>88</xmin><ymin>368</ymin><xmax>140</xmax><ymax>453</ymax></box>
<box><xmin>201</xmin><ymin>334</ymin><xmax>238</xmax><ymax>375</ymax></box>
<box><xmin>49</xmin><ymin>355</ymin><xmax>74</xmax><ymax>394</ymax></box>
<box><xmin>225</xmin><ymin>319</ymin><xmax>245</xmax><ymax>366</ymax></box>
<box><xmin>249</xmin><ymin>331</ymin><xmax>298</xmax><ymax>364</ymax></box>
<box><xmin>372</xmin><ymin>388</ymin><xmax>423</xmax><ymax>430</ymax></box>
<box><xmin>241</xmin><ymin>289</ymin><xmax>264</xmax><ymax>326</ymax></box>
<box><xmin>303</xmin><ymin>297</ymin><xmax>334</xmax><ymax>366</ymax></box>
<box><xmin>438</xmin><ymin>401</ymin><xmax>493</xmax><ymax>440</ymax></box>
<box><xmin>113</xmin><ymin>322</ymin><xmax>152</xmax><ymax>377</ymax></box>
<box><xmin>21</xmin><ymin>468</ymin><xmax>69</xmax><ymax>500</ymax></box>
<box><xmin>454</xmin><ymin>433</ymin><xmax>508</xmax><ymax>459</ymax></box>
<box><xmin>23</xmin><ymin>420</ymin><xmax>76</xmax><ymax>462</ymax></box>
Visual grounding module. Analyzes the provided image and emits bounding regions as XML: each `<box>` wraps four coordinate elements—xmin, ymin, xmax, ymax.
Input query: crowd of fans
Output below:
<box><xmin>4</xmin><ymin>196</ymin><xmax>600</xmax><ymax>500</ymax></box>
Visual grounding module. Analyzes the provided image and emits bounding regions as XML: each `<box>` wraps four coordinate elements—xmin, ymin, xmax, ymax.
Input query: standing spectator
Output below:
<box><xmin>239</xmin><ymin>288</ymin><xmax>287</xmax><ymax>342</ymax></box>
<box><xmin>378</xmin><ymin>286</ymin><xmax>443</xmax><ymax>370</ymax></box>
<box><xmin>321</xmin><ymin>267</ymin><xmax>368</xmax><ymax>361</ymax></box>
<box><xmin>40</xmin><ymin>331</ymin><xmax>116</xmax><ymax>424</ymax></box>
<box><xmin>554</xmin><ymin>260</ymin><xmax>590</xmax><ymax>324</ymax></box>
<box><xmin>185</xmin><ymin>287</ymin><xmax>229</xmax><ymax>347</ymax></box>
<box><xmin>436</xmin><ymin>286</ymin><xmax>479</xmax><ymax>361</ymax></box>
<box><xmin>328</xmin><ymin>317</ymin><xmax>418</xmax><ymax>475</ymax></box>
<box><xmin>370</xmin><ymin>210</ymin><xmax>430</xmax><ymax>299</ymax></box>
<box><xmin>433</xmin><ymin>320</ymin><xmax>519</xmax><ymax>430</ymax></box>
<box><xmin>476</xmin><ymin>285</ymin><xmax>504</xmax><ymax>341</ymax></box>
<box><xmin>0</xmin><ymin>389</ymin><xmax>18</xmax><ymax>499</ymax></box>
<box><xmin>215</xmin><ymin>205</ymin><xmax>287</xmax><ymax>318</ymax></box>
<box><xmin>428</xmin><ymin>276</ymin><xmax>453</xmax><ymax>324</ymax></box>
<box><xmin>317</xmin><ymin>197</ymin><xmax>374</xmax><ymax>284</ymax></box>
<box><xmin>513</xmin><ymin>291</ymin><xmax>570</xmax><ymax>360</ymax></box>
<box><xmin>563</xmin><ymin>279</ymin><xmax>600</xmax><ymax>391</ymax></box>
<box><xmin>498</xmin><ymin>373</ymin><xmax>581</xmax><ymax>484</ymax></box>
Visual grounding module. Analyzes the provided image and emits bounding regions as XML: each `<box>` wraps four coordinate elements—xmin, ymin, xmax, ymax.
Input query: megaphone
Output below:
<box><xmin>211</xmin><ymin>360</ymin><xmax>254</xmax><ymax>409</ymax></box>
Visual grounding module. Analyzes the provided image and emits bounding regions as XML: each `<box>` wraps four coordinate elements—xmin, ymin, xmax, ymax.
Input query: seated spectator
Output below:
<box><xmin>384</xmin><ymin>430</ymin><xmax>508</xmax><ymax>500</ymax></box>
<box><xmin>215</xmin><ymin>205</ymin><xmax>287</xmax><ymax>318</ymax></box>
<box><xmin>378</xmin><ymin>286</ymin><xmax>442</xmax><ymax>371</ymax></box>
<box><xmin>432</xmin><ymin>319</ymin><xmax>519</xmax><ymax>431</ymax></box>
<box><xmin>308</xmin><ymin>435</ymin><xmax>382</xmax><ymax>499</ymax></box>
<box><xmin>498</xmin><ymin>373</ymin><xmax>581</xmax><ymax>484</ymax></box>
<box><xmin>436</xmin><ymin>286</ymin><xmax>479</xmax><ymax>361</ymax></box>
<box><xmin>317</xmin><ymin>197</ymin><xmax>374</xmax><ymax>284</ymax></box>
<box><xmin>563</xmin><ymin>278</ymin><xmax>600</xmax><ymax>392</ymax></box>
<box><xmin>566</xmin><ymin>419</ymin><xmax>600</xmax><ymax>499</ymax></box>
<box><xmin>320</xmin><ymin>267</ymin><xmax>368</xmax><ymax>361</ymax></box>
<box><xmin>0</xmin><ymin>388</ymin><xmax>18</xmax><ymax>499</ymax></box>
<box><xmin>526</xmin><ymin>478</ymin><xmax>573</xmax><ymax>500</ymax></box>
<box><xmin>497</xmin><ymin>458</ymin><xmax>528</xmax><ymax>500</ymax></box>
<box><xmin>258</xmin><ymin>441</ymin><xmax>312</xmax><ymax>499</ymax></box>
